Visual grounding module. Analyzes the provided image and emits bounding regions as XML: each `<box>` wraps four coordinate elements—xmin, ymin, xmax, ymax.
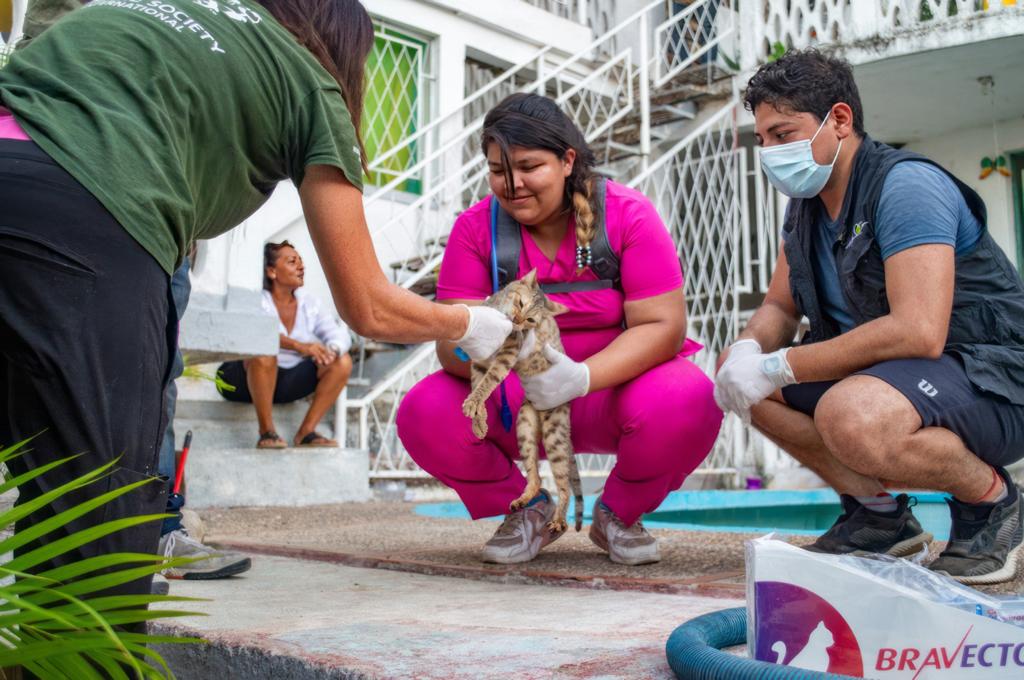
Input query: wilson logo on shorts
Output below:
<box><xmin>918</xmin><ymin>379</ymin><xmax>938</xmax><ymax>398</ymax></box>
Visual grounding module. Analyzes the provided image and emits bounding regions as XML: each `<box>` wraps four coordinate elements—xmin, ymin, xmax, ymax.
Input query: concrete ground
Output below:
<box><xmin>151</xmin><ymin>500</ymin><xmax>1024</xmax><ymax>679</ymax></box>
<box><xmin>153</xmin><ymin>554</ymin><xmax>742</xmax><ymax>680</ymax></box>
<box><xmin>196</xmin><ymin>501</ymin><xmax>1024</xmax><ymax>596</ymax></box>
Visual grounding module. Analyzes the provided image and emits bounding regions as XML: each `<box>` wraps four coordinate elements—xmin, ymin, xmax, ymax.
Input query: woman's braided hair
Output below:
<box><xmin>481</xmin><ymin>93</ymin><xmax>599</xmax><ymax>273</ymax></box>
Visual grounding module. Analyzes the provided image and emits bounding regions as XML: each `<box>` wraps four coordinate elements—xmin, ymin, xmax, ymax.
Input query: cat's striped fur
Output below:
<box><xmin>461</xmin><ymin>269</ymin><xmax>583</xmax><ymax>532</ymax></box>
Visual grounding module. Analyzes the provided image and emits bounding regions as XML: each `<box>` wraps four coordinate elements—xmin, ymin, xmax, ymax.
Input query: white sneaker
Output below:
<box><xmin>589</xmin><ymin>498</ymin><xmax>660</xmax><ymax>565</ymax></box>
<box><xmin>480</xmin><ymin>490</ymin><xmax>564</xmax><ymax>564</ymax></box>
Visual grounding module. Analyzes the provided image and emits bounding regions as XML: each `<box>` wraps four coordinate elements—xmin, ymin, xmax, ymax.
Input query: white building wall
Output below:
<box><xmin>191</xmin><ymin>1</ymin><xmax>594</xmax><ymax>329</ymax></box>
<box><xmin>901</xmin><ymin>116</ymin><xmax>1024</xmax><ymax>266</ymax></box>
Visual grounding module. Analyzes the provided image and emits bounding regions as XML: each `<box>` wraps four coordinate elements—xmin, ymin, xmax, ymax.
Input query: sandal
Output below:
<box><xmin>296</xmin><ymin>431</ymin><xmax>338</xmax><ymax>448</ymax></box>
<box><xmin>257</xmin><ymin>431</ymin><xmax>287</xmax><ymax>449</ymax></box>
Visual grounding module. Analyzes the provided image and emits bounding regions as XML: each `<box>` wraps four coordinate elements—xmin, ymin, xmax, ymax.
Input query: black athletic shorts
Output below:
<box><xmin>781</xmin><ymin>353</ymin><xmax>1024</xmax><ymax>468</ymax></box>
<box><xmin>216</xmin><ymin>358</ymin><xmax>318</xmax><ymax>404</ymax></box>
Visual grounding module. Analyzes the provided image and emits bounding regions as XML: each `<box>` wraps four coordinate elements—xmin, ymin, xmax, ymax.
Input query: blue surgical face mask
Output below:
<box><xmin>759</xmin><ymin>113</ymin><xmax>842</xmax><ymax>199</ymax></box>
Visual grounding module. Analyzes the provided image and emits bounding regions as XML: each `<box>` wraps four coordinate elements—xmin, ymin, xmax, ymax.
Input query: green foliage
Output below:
<box><xmin>180</xmin><ymin>364</ymin><xmax>235</xmax><ymax>394</ymax></box>
<box><xmin>719</xmin><ymin>51</ymin><xmax>740</xmax><ymax>72</ymax></box>
<box><xmin>0</xmin><ymin>440</ymin><xmax>205</xmax><ymax>678</ymax></box>
<box><xmin>766</xmin><ymin>41</ymin><xmax>787</xmax><ymax>63</ymax></box>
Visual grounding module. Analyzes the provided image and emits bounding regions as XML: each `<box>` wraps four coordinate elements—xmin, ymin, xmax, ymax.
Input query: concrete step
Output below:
<box><xmin>172</xmin><ymin>376</ymin><xmax>369</xmax><ymax>508</ymax></box>
<box><xmin>183</xmin><ymin>446</ymin><xmax>369</xmax><ymax>509</ymax></box>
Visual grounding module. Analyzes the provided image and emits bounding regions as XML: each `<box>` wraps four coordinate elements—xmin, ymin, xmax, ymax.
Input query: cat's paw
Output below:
<box><xmin>509</xmin><ymin>494</ymin><xmax>532</xmax><ymax>511</ymax></box>
<box><xmin>471</xmin><ymin>416</ymin><xmax>488</xmax><ymax>439</ymax></box>
<box><xmin>547</xmin><ymin>518</ymin><xmax>568</xmax><ymax>534</ymax></box>
<box><xmin>461</xmin><ymin>397</ymin><xmax>480</xmax><ymax>419</ymax></box>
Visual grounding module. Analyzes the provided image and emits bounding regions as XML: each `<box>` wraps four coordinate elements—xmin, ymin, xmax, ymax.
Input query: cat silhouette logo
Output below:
<box><xmin>755</xmin><ymin>581</ymin><xmax>864</xmax><ymax>676</ymax></box>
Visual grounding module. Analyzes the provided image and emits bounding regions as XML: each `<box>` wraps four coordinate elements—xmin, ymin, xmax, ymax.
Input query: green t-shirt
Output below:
<box><xmin>0</xmin><ymin>0</ymin><xmax>363</xmax><ymax>273</ymax></box>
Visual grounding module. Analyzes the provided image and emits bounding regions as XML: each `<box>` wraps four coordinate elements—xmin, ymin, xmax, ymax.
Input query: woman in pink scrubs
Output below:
<box><xmin>397</xmin><ymin>94</ymin><xmax>722</xmax><ymax>566</ymax></box>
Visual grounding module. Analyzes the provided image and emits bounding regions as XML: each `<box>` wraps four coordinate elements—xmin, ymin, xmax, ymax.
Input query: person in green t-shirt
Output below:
<box><xmin>0</xmin><ymin>0</ymin><xmax>512</xmax><ymax>607</ymax></box>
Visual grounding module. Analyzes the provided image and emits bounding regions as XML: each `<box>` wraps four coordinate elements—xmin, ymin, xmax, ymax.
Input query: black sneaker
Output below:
<box><xmin>929</xmin><ymin>468</ymin><xmax>1024</xmax><ymax>585</ymax></box>
<box><xmin>805</xmin><ymin>493</ymin><xmax>932</xmax><ymax>557</ymax></box>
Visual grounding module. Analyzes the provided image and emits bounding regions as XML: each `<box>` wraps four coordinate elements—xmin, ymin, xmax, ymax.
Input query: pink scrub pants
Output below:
<box><xmin>396</xmin><ymin>355</ymin><xmax>723</xmax><ymax>526</ymax></box>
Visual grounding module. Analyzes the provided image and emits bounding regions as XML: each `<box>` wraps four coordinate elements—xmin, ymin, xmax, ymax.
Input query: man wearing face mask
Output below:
<box><xmin>715</xmin><ymin>49</ymin><xmax>1024</xmax><ymax>585</ymax></box>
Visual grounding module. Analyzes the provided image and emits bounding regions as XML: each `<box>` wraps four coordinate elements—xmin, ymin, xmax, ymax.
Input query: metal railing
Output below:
<box><xmin>368</xmin><ymin>0</ymin><xmax>734</xmax><ymax>294</ymax></box>
<box><xmin>627</xmin><ymin>102</ymin><xmax>744</xmax><ymax>475</ymax></box>
<box><xmin>739</xmin><ymin>0</ymin><xmax>1021</xmax><ymax>71</ymax></box>
<box><xmin>521</xmin><ymin>0</ymin><xmax>590</xmax><ymax>25</ymax></box>
<box><xmin>347</xmin><ymin>0</ymin><xmax>743</xmax><ymax>480</ymax></box>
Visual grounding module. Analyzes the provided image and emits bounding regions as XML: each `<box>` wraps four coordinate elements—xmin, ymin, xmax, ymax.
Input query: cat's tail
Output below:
<box><xmin>570</xmin><ymin>453</ymin><xmax>583</xmax><ymax>532</ymax></box>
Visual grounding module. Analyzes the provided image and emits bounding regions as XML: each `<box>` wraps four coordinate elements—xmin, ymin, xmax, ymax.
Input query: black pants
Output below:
<box><xmin>0</xmin><ymin>140</ymin><xmax>173</xmax><ymax>598</ymax></box>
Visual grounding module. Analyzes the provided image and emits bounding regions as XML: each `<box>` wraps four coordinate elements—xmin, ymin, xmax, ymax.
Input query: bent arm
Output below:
<box><xmin>299</xmin><ymin>165</ymin><xmax>469</xmax><ymax>343</ymax></box>
<box><xmin>729</xmin><ymin>247</ymin><xmax>801</xmax><ymax>363</ymax></box>
<box><xmin>584</xmin><ymin>287</ymin><xmax>687</xmax><ymax>393</ymax></box>
<box><xmin>786</xmin><ymin>244</ymin><xmax>954</xmax><ymax>382</ymax></box>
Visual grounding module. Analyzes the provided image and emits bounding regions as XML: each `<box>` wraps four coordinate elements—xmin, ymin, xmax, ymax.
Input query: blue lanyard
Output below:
<box><xmin>453</xmin><ymin>198</ymin><xmax>513</xmax><ymax>432</ymax></box>
<box><xmin>490</xmin><ymin>198</ymin><xmax>514</xmax><ymax>432</ymax></box>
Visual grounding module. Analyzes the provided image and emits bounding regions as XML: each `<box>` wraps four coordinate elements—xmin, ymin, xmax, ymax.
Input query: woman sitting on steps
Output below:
<box><xmin>217</xmin><ymin>241</ymin><xmax>353</xmax><ymax>449</ymax></box>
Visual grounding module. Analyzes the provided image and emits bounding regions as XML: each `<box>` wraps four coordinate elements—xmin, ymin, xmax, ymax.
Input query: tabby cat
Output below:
<box><xmin>461</xmin><ymin>269</ymin><xmax>583</xmax><ymax>532</ymax></box>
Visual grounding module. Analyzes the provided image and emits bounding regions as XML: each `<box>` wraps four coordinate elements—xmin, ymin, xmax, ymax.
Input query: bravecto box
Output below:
<box><xmin>746</xmin><ymin>536</ymin><xmax>1024</xmax><ymax>678</ymax></box>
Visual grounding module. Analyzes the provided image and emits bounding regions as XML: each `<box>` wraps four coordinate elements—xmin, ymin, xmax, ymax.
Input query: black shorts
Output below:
<box><xmin>216</xmin><ymin>358</ymin><xmax>318</xmax><ymax>404</ymax></box>
<box><xmin>781</xmin><ymin>353</ymin><xmax>1024</xmax><ymax>468</ymax></box>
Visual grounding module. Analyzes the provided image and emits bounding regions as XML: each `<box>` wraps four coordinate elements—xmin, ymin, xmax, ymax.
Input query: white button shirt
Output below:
<box><xmin>261</xmin><ymin>288</ymin><xmax>352</xmax><ymax>369</ymax></box>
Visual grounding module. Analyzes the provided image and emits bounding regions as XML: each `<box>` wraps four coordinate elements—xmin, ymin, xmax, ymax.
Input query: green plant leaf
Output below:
<box><xmin>0</xmin><ymin>451</ymin><xmax>84</xmax><ymax>497</ymax></box>
<box><xmin>90</xmin><ymin>652</ymin><xmax>133</xmax><ymax>680</ymax></box>
<box><xmin>39</xmin><ymin>648</ymin><xmax>108</xmax><ymax>680</ymax></box>
<box><xmin>17</xmin><ymin>559</ymin><xmax>195</xmax><ymax>607</ymax></box>
<box><xmin>30</xmin><ymin>552</ymin><xmax>167</xmax><ymax>583</ymax></box>
<box><xmin>13</xmin><ymin>585</ymin><xmax>141</xmax><ymax>674</ymax></box>
<box><xmin>4</xmin><ymin>513</ymin><xmax>171</xmax><ymax>573</ymax></box>
<box><xmin>0</xmin><ymin>593</ymin><xmax>203</xmax><ymax>630</ymax></box>
<box><xmin>0</xmin><ymin>439</ymin><xmax>201</xmax><ymax>675</ymax></box>
<box><xmin>0</xmin><ymin>476</ymin><xmax>163</xmax><ymax>556</ymax></box>
<box><xmin>0</xmin><ymin>455</ymin><xmax>119</xmax><ymax>530</ymax></box>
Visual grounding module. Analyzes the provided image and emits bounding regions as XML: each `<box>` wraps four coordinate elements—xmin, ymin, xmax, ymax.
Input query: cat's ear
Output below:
<box><xmin>546</xmin><ymin>299</ymin><xmax>569</xmax><ymax>316</ymax></box>
<box><xmin>521</xmin><ymin>269</ymin><xmax>538</xmax><ymax>287</ymax></box>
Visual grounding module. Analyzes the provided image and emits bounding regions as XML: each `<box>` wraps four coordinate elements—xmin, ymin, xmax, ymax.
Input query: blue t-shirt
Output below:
<box><xmin>806</xmin><ymin>161</ymin><xmax>982</xmax><ymax>332</ymax></box>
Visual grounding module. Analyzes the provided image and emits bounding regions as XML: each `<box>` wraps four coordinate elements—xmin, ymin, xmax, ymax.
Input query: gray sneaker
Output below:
<box><xmin>481</xmin><ymin>490</ymin><xmax>564</xmax><ymax>564</ymax></box>
<box><xmin>159</xmin><ymin>529</ymin><xmax>252</xmax><ymax>580</ymax></box>
<box><xmin>150</xmin><ymin>573</ymin><xmax>170</xmax><ymax>595</ymax></box>
<box><xmin>589</xmin><ymin>498</ymin><xmax>660</xmax><ymax>565</ymax></box>
<box><xmin>930</xmin><ymin>469</ymin><xmax>1024</xmax><ymax>585</ymax></box>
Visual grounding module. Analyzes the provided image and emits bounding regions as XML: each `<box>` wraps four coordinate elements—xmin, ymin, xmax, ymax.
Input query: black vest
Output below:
<box><xmin>783</xmin><ymin>136</ymin><xmax>1024</xmax><ymax>406</ymax></box>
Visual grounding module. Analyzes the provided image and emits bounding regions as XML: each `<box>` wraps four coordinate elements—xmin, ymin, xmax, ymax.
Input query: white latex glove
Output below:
<box><xmin>519</xmin><ymin>344</ymin><xmax>590</xmax><ymax>411</ymax></box>
<box><xmin>718</xmin><ymin>338</ymin><xmax>762</xmax><ymax>369</ymax></box>
<box><xmin>516</xmin><ymin>328</ymin><xmax>537</xmax><ymax>362</ymax></box>
<box><xmin>455</xmin><ymin>304</ymin><xmax>514</xmax><ymax>361</ymax></box>
<box><xmin>714</xmin><ymin>346</ymin><xmax>796</xmax><ymax>422</ymax></box>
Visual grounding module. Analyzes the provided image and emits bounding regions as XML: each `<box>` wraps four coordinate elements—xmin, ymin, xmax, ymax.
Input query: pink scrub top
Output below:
<box><xmin>437</xmin><ymin>180</ymin><xmax>701</xmax><ymax>362</ymax></box>
<box><xmin>0</xmin><ymin>108</ymin><xmax>30</xmax><ymax>140</ymax></box>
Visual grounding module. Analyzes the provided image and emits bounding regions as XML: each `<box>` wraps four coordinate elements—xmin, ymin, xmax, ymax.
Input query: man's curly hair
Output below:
<box><xmin>744</xmin><ymin>48</ymin><xmax>865</xmax><ymax>137</ymax></box>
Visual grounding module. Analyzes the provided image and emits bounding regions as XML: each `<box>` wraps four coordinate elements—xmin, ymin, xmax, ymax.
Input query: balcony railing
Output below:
<box><xmin>739</xmin><ymin>0</ymin><xmax>1022</xmax><ymax>71</ymax></box>
<box><xmin>521</xmin><ymin>0</ymin><xmax>589</xmax><ymax>25</ymax></box>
